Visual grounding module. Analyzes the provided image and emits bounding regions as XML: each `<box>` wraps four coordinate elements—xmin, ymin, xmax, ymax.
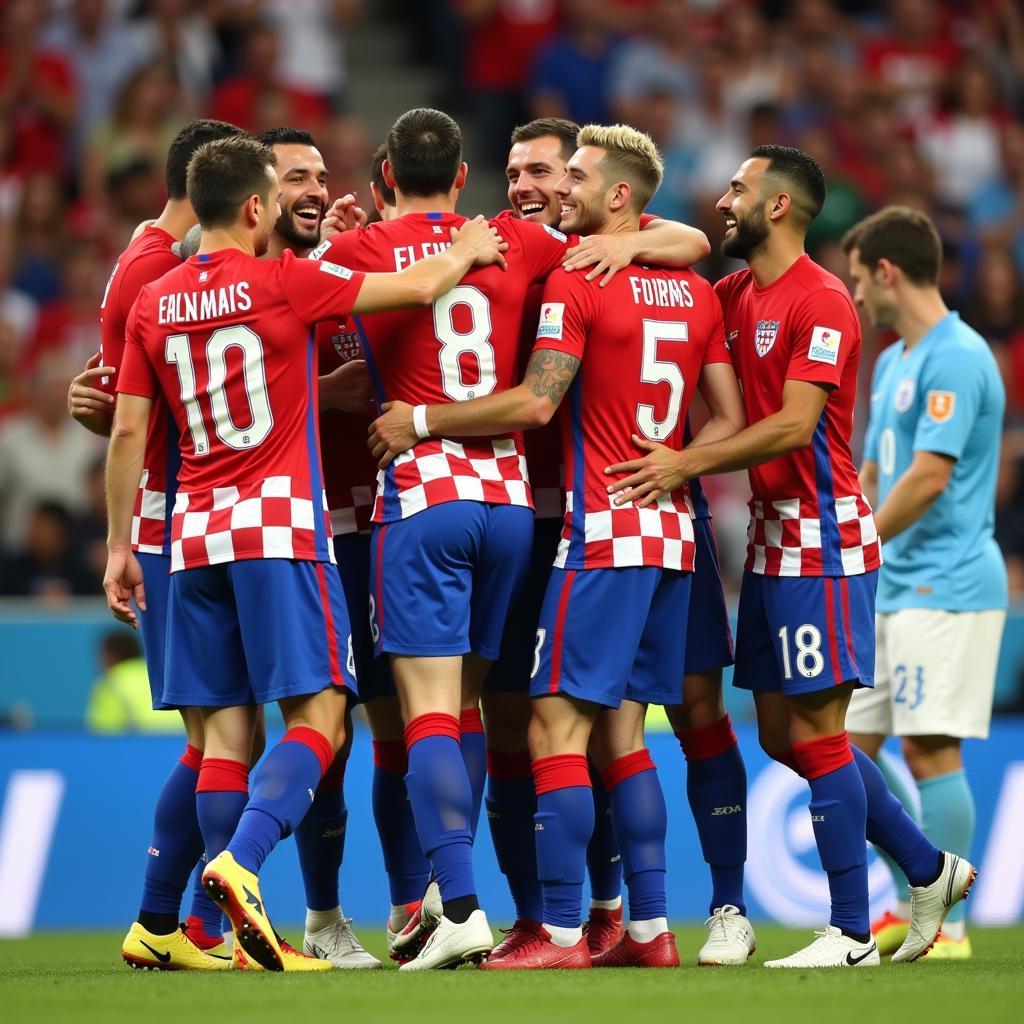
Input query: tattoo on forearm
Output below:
<box><xmin>525</xmin><ymin>349</ymin><xmax>580</xmax><ymax>405</ymax></box>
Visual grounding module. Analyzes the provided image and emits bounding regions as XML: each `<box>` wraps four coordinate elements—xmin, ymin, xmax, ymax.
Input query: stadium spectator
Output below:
<box><xmin>10</xmin><ymin>172</ymin><xmax>67</xmax><ymax>304</ymax></box>
<box><xmin>970</xmin><ymin>121</ymin><xmax>1024</xmax><ymax>279</ymax></box>
<box><xmin>86</xmin><ymin>630</ymin><xmax>178</xmax><ymax>733</ymax></box>
<box><xmin>0</xmin><ymin>499</ymin><xmax>96</xmax><ymax>599</ymax></box>
<box><xmin>72</xmin><ymin>455</ymin><xmax>108</xmax><ymax>582</ymax></box>
<box><xmin>717</xmin><ymin>2</ymin><xmax>794</xmax><ymax>118</ymax></box>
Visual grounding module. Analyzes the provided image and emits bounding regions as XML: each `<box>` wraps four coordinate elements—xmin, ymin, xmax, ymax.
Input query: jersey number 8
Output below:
<box><xmin>434</xmin><ymin>285</ymin><xmax>497</xmax><ymax>402</ymax></box>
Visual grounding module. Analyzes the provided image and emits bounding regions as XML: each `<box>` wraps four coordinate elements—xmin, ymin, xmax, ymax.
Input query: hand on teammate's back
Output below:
<box><xmin>604</xmin><ymin>434</ymin><xmax>688</xmax><ymax>508</ymax></box>
<box><xmin>367</xmin><ymin>400</ymin><xmax>417</xmax><ymax>468</ymax></box>
<box><xmin>320</xmin><ymin>359</ymin><xmax>374</xmax><ymax>413</ymax></box>
<box><xmin>450</xmin><ymin>216</ymin><xmax>508</xmax><ymax>270</ymax></box>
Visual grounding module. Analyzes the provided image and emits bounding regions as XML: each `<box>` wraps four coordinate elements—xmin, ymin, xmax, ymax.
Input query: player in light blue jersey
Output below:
<box><xmin>843</xmin><ymin>207</ymin><xmax>1008</xmax><ymax>960</ymax></box>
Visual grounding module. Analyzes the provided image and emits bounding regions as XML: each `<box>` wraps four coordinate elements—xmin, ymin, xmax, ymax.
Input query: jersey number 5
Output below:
<box><xmin>166</xmin><ymin>325</ymin><xmax>273</xmax><ymax>455</ymax></box>
<box><xmin>637</xmin><ymin>319</ymin><xmax>687</xmax><ymax>440</ymax></box>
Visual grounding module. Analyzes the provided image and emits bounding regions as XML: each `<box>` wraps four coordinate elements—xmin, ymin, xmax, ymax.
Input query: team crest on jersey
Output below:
<box><xmin>927</xmin><ymin>390</ymin><xmax>956</xmax><ymax>423</ymax></box>
<box><xmin>332</xmin><ymin>330</ymin><xmax>362</xmax><ymax>362</ymax></box>
<box><xmin>536</xmin><ymin>302</ymin><xmax>565</xmax><ymax>339</ymax></box>
<box><xmin>754</xmin><ymin>320</ymin><xmax>780</xmax><ymax>357</ymax></box>
<box><xmin>894</xmin><ymin>378</ymin><xmax>916</xmax><ymax>413</ymax></box>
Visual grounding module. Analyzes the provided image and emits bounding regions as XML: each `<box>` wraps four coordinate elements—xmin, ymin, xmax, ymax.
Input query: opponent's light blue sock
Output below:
<box><xmin>795</xmin><ymin>734</ymin><xmax>870</xmax><ymax>939</ymax></box>
<box><xmin>678</xmin><ymin>716</ymin><xmax>748</xmax><ymax>915</ymax></box>
<box><xmin>294</xmin><ymin>753</ymin><xmax>347</xmax><ymax>912</ymax></box>
<box><xmin>460</xmin><ymin>708</ymin><xmax>487</xmax><ymax>841</ymax></box>
<box><xmin>871</xmin><ymin>748</ymin><xmax>919</xmax><ymax>904</ymax></box>
<box><xmin>533</xmin><ymin>755</ymin><xmax>594</xmax><ymax>929</ymax></box>
<box><xmin>918</xmin><ymin>769</ymin><xmax>975</xmax><ymax>924</ymax></box>
<box><xmin>228</xmin><ymin>727</ymin><xmax>333</xmax><ymax>874</ymax></box>
<box><xmin>605</xmin><ymin>751</ymin><xmax>667</xmax><ymax>921</ymax></box>
<box><xmin>586</xmin><ymin>768</ymin><xmax>622</xmax><ymax>902</ymax></box>
<box><xmin>371</xmin><ymin>740</ymin><xmax>431</xmax><ymax>905</ymax></box>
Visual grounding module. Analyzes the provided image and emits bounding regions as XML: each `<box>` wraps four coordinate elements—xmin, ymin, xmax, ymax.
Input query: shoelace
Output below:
<box><xmin>704</xmin><ymin>907</ymin><xmax>739</xmax><ymax>939</ymax></box>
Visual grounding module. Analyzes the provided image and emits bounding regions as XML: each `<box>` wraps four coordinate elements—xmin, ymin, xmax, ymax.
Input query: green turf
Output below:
<box><xmin>3</xmin><ymin>926</ymin><xmax>1022</xmax><ymax>1024</ymax></box>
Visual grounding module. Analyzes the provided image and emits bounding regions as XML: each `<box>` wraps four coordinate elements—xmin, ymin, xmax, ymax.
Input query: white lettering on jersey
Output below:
<box><xmin>627</xmin><ymin>276</ymin><xmax>693</xmax><ymax>308</ymax></box>
<box><xmin>158</xmin><ymin>283</ymin><xmax>253</xmax><ymax>326</ymax></box>
<box><xmin>536</xmin><ymin>302</ymin><xmax>565</xmax><ymax>339</ymax></box>
<box><xmin>392</xmin><ymin>241</ymin><xmax>452</xmax><ymax>271</ymax></box>
<box><xmin>808</xmin><ymin>326</ymin><xmax>841</xmax><ymax>365</ymax></box>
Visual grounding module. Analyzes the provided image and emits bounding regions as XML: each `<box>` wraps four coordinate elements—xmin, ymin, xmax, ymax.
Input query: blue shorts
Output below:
<box><xmin>163</xmin><ymin>558</ymin><xmax>356</xmax><ymax>708</ymax></box>
<box><xmin>487</xmin><ymin>516</ymin><xmax>563</xmax><ymax>693</ymax></box>
<box><xmin>733</xmin><ymin>570</ymin><xmax>877</xmax><ymax>696</ymax></box>
<box><xmin>370</xmin><ymin>502</ymin><xmax>533</xmax><ymax>659</ymax></box>
<box><xmin>532</xmin><ymin>566</ymin><xmax>691</xmax><ymax>709</ymax></box>
<box><xmin>683</xmin><ymin>517</ymin><xmax>735</xmax><ymax>676</ymax></box>
<box><xmin>333</xmin><ymin>533</ymin><xmax>395</xmax><ymax>701</ymax></box>
<box><xmin>137</xmin><ymin>551</ymin><xmax>173</xmax><ymax>710</ymax></box>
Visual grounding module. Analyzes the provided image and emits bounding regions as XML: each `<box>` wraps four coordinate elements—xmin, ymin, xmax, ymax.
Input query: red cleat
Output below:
<box><xmin>489</xmin><ymin>920</ymin><xmax>543</xmax><ymax>961</ymax></box>
<box><xmin>591</xmin><ymin>929</ymin><xmax>680</xmax><ymax>968</ymax></box>
<box><xmin>478</xmin><ymin>928</ymin><xmax>591</xmax><ymax>971</ymax></box>
<box><xmin>183</xmin><ymin>915</ymin><xmax>224</xmax><ymax>951</ymax></box>
<box><xmin>584</xmin><ymin>905</ymin><xmax>624</xmax><ymax>956</ymax></box>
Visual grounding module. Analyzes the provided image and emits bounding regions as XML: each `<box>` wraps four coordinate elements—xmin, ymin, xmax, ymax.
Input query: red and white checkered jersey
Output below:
<box><xmin>317</xmin><ymin>319</ymin><xmax>376</xmax><ymax>536</ymax></box>
<box><xmin>714</xmin><ymin>255</ymin><xmax>882</xmax><ymax>577</ymax></box>
<box><xmin>99</xmin><ymin>225</ymin><xmax>181</xmax><ymax>555</ymax></box>
<box><xmin>316</xmin><ymin>212</ymin><xmax>568</xmax><ymax>523</ymax></box>
<box><xmin>117</xmin><ymin>248</ymin><xmax>366</xmax><ymax>572</ymax></box>
<box><xmin>536</xmin><ymin>264</ymin><xmax>732</xmax><ymax>571</ymax></box>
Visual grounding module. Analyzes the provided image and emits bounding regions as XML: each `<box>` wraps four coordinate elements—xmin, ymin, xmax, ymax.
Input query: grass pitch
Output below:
<box><xmin>4</xmin><ymin>925</ymin><xmax>1022</xmax><ymax>1024</ymax></box>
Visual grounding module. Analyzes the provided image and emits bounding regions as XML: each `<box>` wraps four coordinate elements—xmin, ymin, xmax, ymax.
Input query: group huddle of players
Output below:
<box><xmin>67</xmin><ymin>107</ymin><xmax>978</xmax><ymax>974</ymax></box>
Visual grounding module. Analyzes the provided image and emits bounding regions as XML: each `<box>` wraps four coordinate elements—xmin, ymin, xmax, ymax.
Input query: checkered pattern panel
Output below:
<box><xmin>131</xmin><ymin>469</ymin><xmax>169</xmax><ymax>555</ymax></box>
<box><xmin>329</xmin><ymin>485</ymin><xmax>374</xmax><ymax>536</ymax></box>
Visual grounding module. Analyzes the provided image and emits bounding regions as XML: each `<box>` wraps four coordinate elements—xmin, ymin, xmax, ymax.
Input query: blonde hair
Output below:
<box><xmin>576</xmin><ymin>124</ymin><xmax>664</xmax><ymax>210</ymax></box>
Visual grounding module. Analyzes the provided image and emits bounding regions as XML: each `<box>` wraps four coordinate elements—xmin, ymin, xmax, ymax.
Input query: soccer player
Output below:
<box><xmin>843</xmin><ymin>207</ymin><xmax>1007</xmax><ymax>960</ymax></box>
<box><xmin>103</xmin><ymin>134</ymin><xmax>505</xmax><ymax>972</ymax></box>
<box><xmin>605</xmin><ymin>146</ymin><xmax>975</xmax><ymax>967</ymax></box>
<box><xmin>370</xmin><ymin>124</ymin><xmax>746</xmax><ymax>970</ymax></box>
<box><xmin>68</xmin><ymin>118</ymin><xmax>246</xmax><ymax>972</ymax></box>
<box><xmin>316</xmin><ymin>107</ymin><xmax>576</xmax><ymax>971</ymax></box>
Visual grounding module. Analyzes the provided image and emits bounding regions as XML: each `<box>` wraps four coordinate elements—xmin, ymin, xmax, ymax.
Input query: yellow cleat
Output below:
<box><xmin>203</xmin><ymin>851</ymin><xmax>283</xmax><ymax>971</ymax></box>
<box><xmin>121</xmin><ymin>922</ymin><xmax>232</xmax><ymax>971</ymax></box>
<box><xmin>870</xmin><ymin>910</ymin><xmax>910</xmax><ymax>956</ymax></box>
<box><xmin>233</xmin><ymin>939</ymin><xmax>333</xmax><ymax>972</ymax></box>
<box><xmin>921</xmin><ymin>932</ymin><xmax>972</xmax><ymax>960</ymax></box>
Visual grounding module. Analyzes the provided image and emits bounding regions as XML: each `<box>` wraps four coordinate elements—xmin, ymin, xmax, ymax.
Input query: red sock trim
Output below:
<box><xmin>602</xmin><ymin>749</ymin><xmax>657</xmax><ymax>791</ymax></box>
<box><xmin>676</xmin><ymin>715</ymin><xmax>737</xmax><ymax>762</ymax></box>
<box><xmin>196</xmin><ymin>758</ymin><xmax>249</xmax><ymax>794</ymax></box>
<box><xmin>768</xmin><ymin>748</ymin><xmax>803</xmax><ymax>776</ymax></box>
<box><xmin>179</xmin><ymin>744</ymin><xmax>203</xmax><ymax>772</ymax></box>
<box><xmin>793</xmin><ymin>732</ymin><xmax>854</xmax><ymax>781</ymax></box>
<box><xmin>319</xmin><ymin>752</ymin><xmax>347</xmax><ymax>790</ymax></box>
<box><xmin>282</xmin><ymin>726</ymin><xmax>334</xmax><ymax>778</ymax></box>
<box><xmin>373</xmin><ymin>739</ymin><xmax>408</xmax><ymax>774</ymax></box>
<box><xmin>532</xmin><ymin>753</ymin><xmax>591</xmax><ymax>796</ymax></box>
<box><xmin>486</xmin><ymin>748</ymin><xmax>533</xmax><ymax>780</ymax></box>
<box><xmin>459</xmin><ymin>707</ymin><xmax>484</xmax><ymax>734</ymax></box>
<box><xmin>404</xmin><ymin>712</ymin><xmax>461</xmax><ymax>750</ymax></box>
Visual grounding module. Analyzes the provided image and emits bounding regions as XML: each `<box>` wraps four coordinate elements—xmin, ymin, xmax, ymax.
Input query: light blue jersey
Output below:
<box><xmin>864</xmin><ymin>312</ymin><xmax>1007</xmax><ymax>612</ymax></box>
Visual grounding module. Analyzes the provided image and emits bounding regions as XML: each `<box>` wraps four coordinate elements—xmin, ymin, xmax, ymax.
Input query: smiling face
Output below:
<box><xmin>554</xmin><ymin>145</ymin><xmax>616</xmax><ymax>236</ymax></box>
<box><xmin>506</xmin><ymin>135</ymin><xmax>569</xmax><ymax>226</ymax></box>
<box><xmin>716</xmin><ymin>157</ymin><xmax>774</xmax><ymax>261</ymax></box>
<box><xmin>271</xmin><ymin>142</ymin><xmax>329</xmax><ymax>250</ymax></box>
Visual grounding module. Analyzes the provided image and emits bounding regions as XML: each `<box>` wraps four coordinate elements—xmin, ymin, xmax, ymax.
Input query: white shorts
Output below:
<box><xmin>846</xmin><ymin>608</ymin><xmax>1006</xmax><ymax>739</ymax></box>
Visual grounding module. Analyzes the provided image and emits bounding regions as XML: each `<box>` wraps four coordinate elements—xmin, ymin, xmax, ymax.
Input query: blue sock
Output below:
<box><xmin>371</xmin><ymin>740</ymin><xmax>431</xmax><ymax>905</ymax></box>
<box><xmin>460</xmin><ymin>709</ymin><xmax>486</xmax><ymax>841</ymax></box>
<box><xmin>486</xmin><ymin>751</ymin><xmax>542</xmax><ymax>922</ymax></box>
<box><xmin>606</xmin><ymin>751</ymin><xmax>667</xmax><ymax>921</ymax></box>
<box><xmin>587</xmin><ymin>769</ymin><xmax>623</xmax><ymax>902</ymax></box>
<box><xmin>186</xmin><ymin>857</ymin><xmax>226</xmax><ymax>939</ymax></box>
<box><xmin>195</xmin><ymin>758</ymin><xmax>249</xmax><ymax>889</ymax></box>
<box><xmin>678</xmin><ymin>717</ymin><xmax>748</xmax><ymax>915</ymax></box>
<box><xmin>404</xmin><ymin>715</ymin><xmax>475</xmax><ymax>904</ymax></box>
<box><xmin>918</xmin><ymin>769</ymin><xmax>975</xmax><ymax>924</ymax></box>
<box><xmin>853</xmin><ymin>747</ymin><xmax>942</xmax><ymax>887</ymax></box>
<box><xmin>533</xmin><ymin>755</ymin><xmax>594</xmax><ymax>929</ymax></box>
<box><xmin>294</xmin><ymin>755</ymin><xmax>347</xmax><ymax>912</ymax></box>
<box><xmin>139</xmin><ymin>747</ymin><xmax>206</xmax><ymax>923</ymax></box>
<box><xmin>794</xmin><ymin>736</ymin><xmax>869</xmax><ymax>939</ymax></box>
<box><xmin>228</xmin><ymin>728</ymin><xmax>332</xmax><ymax>875</ymax></box>
<box><xmin>872</xmin><ymin>749</ymin><xmax>918</xmax><ymax>903</ymax></box>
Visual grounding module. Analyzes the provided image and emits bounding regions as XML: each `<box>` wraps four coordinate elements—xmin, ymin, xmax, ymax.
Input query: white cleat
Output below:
<box><xmin>764</xmin><ymin>925</ymin><xmax>879</xmax><ymax>968</ymax></box>
<box><xmin>398</xmin><ymin>910</ymin><xmax>493</xmax><ymax>972</ymax></box>
<box><xmin>304</xmin><ymin>918</ymin><xmax>383</xmax><ymax>970</ymax></box>
<box><xmin>698</xmin><ymin>905</ymin><xmax>756</xmax><ymax>966</ymax></box>
<box><xmin>390</xmin><ymin>881</ymin><xmax>443</xmax><ymax>959</ymax></box>
<box><xmin>892</xmin><ymin>853</ymin><xmax>977</xmax><ymax>963</ymax></box>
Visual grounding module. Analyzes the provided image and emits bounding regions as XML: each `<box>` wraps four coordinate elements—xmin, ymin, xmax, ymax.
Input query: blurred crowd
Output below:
<box><xmin>1</xmin><ymin>0</ymin><xmax>1023</xmax><ymax>604</ymax></box>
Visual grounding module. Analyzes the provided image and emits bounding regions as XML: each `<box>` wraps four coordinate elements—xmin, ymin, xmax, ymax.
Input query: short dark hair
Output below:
<box><xmin>187</xmin><ymin>137</ymin><xmax>277</xmax><ymax>229</ymax></box>
<box><xmin>841</xmin><ymin>206</ymin><xmax>943</xmax><ymax>286</ymax></box>
<box><xmin>386</xmin><ymin>108</ymin><xmax>462</xmax><ymax>198</ymax></box>
<box><xmin>510</xmin><ymin>117</ymin><xmax>580</xmax><ymax>161</ymax></box>
<box><xmin>750</xmin><ymin>143</ymin><xmax>826</xmax><ymax>225</ymax></box>
<box><xmin>257</xmin><ymin>126</ymin><xmax>317</xmax><ymax>149</ymax></box>
<box><xmin>371</xmin><ymin>142</ymin><xmax>396</xmax><ymax>207</ymax></box>
<box><xmin>166</xmin><ymin>119</ymin><xmax>246</xmax><ymax>200</ymax></box>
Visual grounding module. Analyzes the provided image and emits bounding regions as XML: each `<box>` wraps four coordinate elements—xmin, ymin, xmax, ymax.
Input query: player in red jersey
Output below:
<box><xmin>370</xmin><ymin>124</ymin><xmax>745</xmax><ymax>971</ymax></box>
<box><xmin>103</xmin><ymin>135</ymin><xmax>506</xmax><ymax>972</ymax></box>
<box><xmin>68</xmin><ymin>118</ymin><xmax>249</xmax><ymax>972</ymax></box>
<box><xmin>607</xmin><ymin>145</ymin><xmax>969</xmax><ymax>967</ymax></box>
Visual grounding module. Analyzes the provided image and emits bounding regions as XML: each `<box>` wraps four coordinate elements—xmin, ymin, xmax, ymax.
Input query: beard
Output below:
<box><xmin>563</xmin><ymin>200</ymin><xmax>606</xmax><ymax>236</ymax></box>
<box><xmin>274</xmin><ymin>205</ymin><xmax>323</xmax><ymax>249</ymax></box>
<box><xmin>721</xmin><ymin>205</ymin><xmax>770</xmax><ymax>260</ymax></box>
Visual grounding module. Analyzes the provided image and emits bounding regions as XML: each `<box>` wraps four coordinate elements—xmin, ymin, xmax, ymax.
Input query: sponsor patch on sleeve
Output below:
<box><xmin>536</xmin><ymin>302</ymin><xmax>565</xmax><ymax>339</ymax></box>
<box><xmin>308</xmin><ymin>240</ymin><xmax>332</xmax><ymax>260</ymax></box>
<box><xmin>318</xmin><ymin>261</ymin><xmax>353</xmax><ymax>280</ymax></box>
<box><xmin>541</xmin><ymin>224</ymin><xmax>567</xmax><ymax>243</ymax></box>
<box><xmin>926</xmin><ymin>390</ymin><xmax>956</xmax><ymax>423</ymax></box>
<box><xmin>807</xmin><ymin>326</ymin><xmax>841</xmax><ymax>365</ymax></box>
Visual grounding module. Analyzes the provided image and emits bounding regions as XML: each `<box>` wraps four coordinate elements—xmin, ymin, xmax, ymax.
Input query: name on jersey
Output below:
<box><xmin>157</xmin><ymin>282</ymin><xmax>251</xmax><ymax>325</ymax></box>
<box><xmin>627</xmin><ymin>276</ymin><xmax>693</xmax><ymax>308</ymax></box>
<box><xmin>393</xmin><ymin>241</ymin><xmax>452</xmax><ymax>270</ymax></box>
